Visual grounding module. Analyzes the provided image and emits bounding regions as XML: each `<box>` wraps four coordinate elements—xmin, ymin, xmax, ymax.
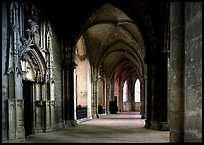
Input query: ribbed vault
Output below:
<box><xmin>82</xmin><ymin>3</ymin><xmax>146</xmax><ymax>82</ymax></box>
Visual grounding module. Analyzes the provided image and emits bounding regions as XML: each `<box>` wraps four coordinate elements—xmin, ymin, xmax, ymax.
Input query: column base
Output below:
<box><xmin>161</xmin><ymin>122</ymin><xmax>170</xmax><ymax>131</ymax></box>
<box><xmin>64</xmin><ymin>120</ymin><xmax>78</xmax><ymax>127</ymax></box>
<box><xmin>144</xmin><ymin>119</ymin><xmax>151</xmax><ymax>128</ymax></box>
<box><xmin>92</xmin><ymin>113</ymin><xmax>99</xmax><ymax>118</ymax></box>
<box><xmin>149</xmin><ymin>121</ymin><xmax>162</xmax><ymax>130</ymax></box>
<box><xmin>141</xmin><ymin>113</ymin><xmax>146</xmax><ymax>119</ymax></box>
<box><xmin>170</xmin><ymin>131</ymin><xmax>184</xmax><ymax>142</ymax></box>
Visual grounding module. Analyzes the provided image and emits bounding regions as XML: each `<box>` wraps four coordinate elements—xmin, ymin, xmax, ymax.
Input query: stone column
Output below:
<box><xmin>116</xmin><ymin>79</ymin><xmax>120</xmax><ymax>111</ymax></box>
<box><xmin>97</xmin><ymin>77</ymin><xmax>103</xmax><ymax>114</ymax></box>
<box><xmin>62</xmin><ymin>59</ymin><xmax>67</xmax><ymax>123</ymax></box>
<box><xmin>150</xmin><ymin>51</ymin><xmax>169</xmax><ymax>131</ymax></box>
<box><xmin>102</xmin><ymin>79</ymin><xmax>106</xmax><ymax>113</ymax></box>
<box><xmin>62</xmin><ymin>44</ymin><xmax>77</xmax><ymax>127</ymax></box>
<box><xmin>118</xmin><ymin>79</ymin><xmax>123</xmax><ymax>112</ymax></box>
<box><xmin>127</xmin><ymin>80</ymin><xmax>133</xmax><ymax>111</ymax></box>
<box><xmin>160</xmin><ymin>51</ymin><xmax>170</xmax><ymax>131</ymax></box>
<box><xmin>67</xmin><ymin>60</ymin><xmax>77</xmax><ymax>126</ymax></box>
<box><xmin>144</xmin><ymin>75</ymin><xmax>148</xmax><ymax>119</ymax></box>
<box><xmin>97</xmin><ymin>78</ymin><xmax>102</xmax><ymax>105</ymax></box>
<box><xmin>169</xmin><ymin>2</ymin><xmax>184</xmax><ymax>142</ymax></box>
<box><xmin>92</xmin><ymin>76</ymin><xmax>99</xmax><ymax>118</ymax></box>
<box><xmin>149</xmin><ymin>59</ymin><xmax>162</xmax><ymax>130</ymax></box>
<box><xmin>144</xmin><ymin>60</ymin><xmax>152</xmax><ymax>129</ymax></box>
<box><xmin>6</xmin><ymin>2</ymin><xmax>25</xmax><ymax>142</ymax></box>
<box><xmin>105</xmin><ymin>80</ymin><xmax>111</xmax><ymax>114</ymax></box>
<box><xmin>140</xmin><ymin>77</ymin><xmax>145</xmax><ymax>119</ymax></box>
<box><xmin>130</xmin><ymin>80</ymin><xmax>135</xmax><ymax>111</ymax></box>
<box><xmin>110</xmin><ymin>78</ymin><xmax>115</xmax><ymax>101</ymax></box>
<box><xmin>184</xmin><ymin>2</ymin><xmax>202</xmax><ymax>142</ymax></box>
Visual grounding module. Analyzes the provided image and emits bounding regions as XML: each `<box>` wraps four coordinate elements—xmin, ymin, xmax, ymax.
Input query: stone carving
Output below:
<box><xmin>7</xmin><ymin>2</ymin><xmax>22</xmax><ymax>75</ymax></box>
<box><xmin>35</xmin><ymin>69</ymin><xmax>43</xmax><ymax>83</ymax></box>
<box><xmin>44</xmin><ymin>24</ymin><xmax>52</xmax><ymax>55</ymax></box>
<box><xmin>6</xmin><ymin>3</ymin><xmax>56</xmax><ymax>142</ymax></box>
<box><xmin>28</xmin><ymin>19</ymin><xmax>39</xmax><ymax>35</ymax></box>
<box><xmin>19</xmin><ymin>17</ymin><xmax>40</xmax><ymax>58</ymax></box>
<box><xmin>51</xmin><ymin>101</ymin><xmax>55</xmax><ymax>106</ymax></box>
<box><xmin>21</xmin><ymin>52</ymin><xmax>45</xmax><ymax>83</ymax></box>
<box><xmin>35</xmin><ymin>100</ymin><xmax>43</xmax><ymax>107</ymax></box>
<box><xmin>44</xmin><ymin>69</ymin><xmax>50</xmax><ymax>83</ymax></box>
<box><xmin>28</xmin><ymin>18</ymin><xmax>40</xmax><ymax>47</ymax></box>
<box><xmin>19</xmin><ymin>32</ymin><xmax>33</xmax><ymax>58</ymax></box>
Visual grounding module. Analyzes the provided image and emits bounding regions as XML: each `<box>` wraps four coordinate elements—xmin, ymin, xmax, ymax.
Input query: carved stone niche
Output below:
<box><xmin>28</xmin><ymin>18</ymin><xmax>40</xmax><ymax>47</ymax></box>
<box><xmin>21</xmin><ymin>57</ymin><xmax>35</xmax><ymax>82</ymax></box>
<box><xmin>21</xmin><ymin>3</ymin><xmax>42</xmax><ymax>56</ymax></box>
<box><xmin>20</xmin><ymin>46</ymin><xmax>46</xmax><ymax>83</ymax></box>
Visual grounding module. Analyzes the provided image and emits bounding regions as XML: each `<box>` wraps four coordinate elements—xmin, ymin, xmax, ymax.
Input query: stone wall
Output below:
<box><xmin>184</xmin><ymin>2</ymin><xmax>202</xmax><ymax>142</ymax></box>
<box><xmin>2</xmin><ymin>2</ymin><xmax>9</xmax><ymax>142</ymax></box>
<box><xmin>52</xmin><ymin>28</ymin><xmax>63</xmax><ymax>129</ymax></box>
<box><xmin>76</xmin><ymin>59</ymin><xmax>88</xmax><ymax>106</ymax></box>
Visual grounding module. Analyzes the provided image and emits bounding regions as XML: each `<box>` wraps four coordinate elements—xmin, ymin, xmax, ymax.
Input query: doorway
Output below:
<box><xmin>23</xmin><ymin>80</ymin><xmax>33</xmax><ymax>137</ymax></box>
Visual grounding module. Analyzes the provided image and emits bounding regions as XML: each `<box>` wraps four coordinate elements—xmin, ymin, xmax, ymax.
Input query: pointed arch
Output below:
<box><xmin>21</xmin><ymin>46</ymin><xmax>46</xmax><ymax>83</ymax></box>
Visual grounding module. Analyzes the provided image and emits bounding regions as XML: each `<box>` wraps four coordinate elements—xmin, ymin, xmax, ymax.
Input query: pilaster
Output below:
<box><xmin>169</xmin><ymin>2</ymin><xmax>184</xmax><ymax>142</ymax></box>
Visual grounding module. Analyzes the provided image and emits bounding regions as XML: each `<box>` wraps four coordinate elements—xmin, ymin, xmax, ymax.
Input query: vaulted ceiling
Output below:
<box><xmin>35</xmin><ymin>0</ymin><xmax>167</xmax><ymax>82</ymax></box>
<box><xmin>82</xmin><ymin>3</ymin><xmax>145</xmax><ymax>81</ymax></box>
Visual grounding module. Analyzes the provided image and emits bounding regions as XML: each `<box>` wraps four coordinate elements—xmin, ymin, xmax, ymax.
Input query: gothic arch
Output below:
<box><xmin>20</xmin><ymin>45</ymin><xmax>55</xmax><ymax>137</ymax></box>
<box><xmin>21</xmin><ymin>46</ymin><xmax>46</xmax><ymax>82</ymax></box>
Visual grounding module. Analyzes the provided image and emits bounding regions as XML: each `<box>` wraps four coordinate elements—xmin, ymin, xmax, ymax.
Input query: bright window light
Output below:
<box><xmin>134</xmin><ymin>79</ymin><xmax>140</xmax><ymax>102</ymax></box>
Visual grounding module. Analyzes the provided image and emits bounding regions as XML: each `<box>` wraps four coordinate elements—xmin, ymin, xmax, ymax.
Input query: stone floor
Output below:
<box><xmin>23</xmin><ymin>112</ymin><xmax>169</xmax><ymax>143</ymax></box>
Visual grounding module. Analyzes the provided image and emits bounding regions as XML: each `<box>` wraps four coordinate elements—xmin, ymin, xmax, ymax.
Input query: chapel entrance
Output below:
<box><xmin>23</xmin><ymin>80</ymin><xmax>33</xmax><ymax>137</ymax></box>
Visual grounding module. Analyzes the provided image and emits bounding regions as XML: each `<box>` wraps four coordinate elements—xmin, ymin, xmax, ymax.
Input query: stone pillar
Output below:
<box><xmin>118</xmin><ymin>79</ymin><xmax>123</xmax><ymax>112</ymax></box>
<box><xmin>97</xmin><ymin>77</ymin><xmax>103</xmax><ymax>114</ymax></box>
<box><xmin>127</xmin><ymin>80</ymin><xmax>133</xmax><ymax>111</ymax></box>
<box><xmin>110</xmin><ymin>77</ymin><xmax>115</xmax><ymax>101</ymax></box>
<box><xmin>92</xmin><ymin>76</ymin><xmax>99</xmax><ymax>118</ymax></box>
<box><xmin>184</xmin><ymin>2</ymin><xmax>202</xmax><ymax>142</ymax></box>
<box><xmin>144</xmin><ymin>61</ymin><xmax>152</xmax><ymax>129</ymax></box>
<box><xmin>116</xmin><ymin>79</ymin><xmax>120</xmax><ymax>111</ymax></box>
<box><xmin>140</xmin><ymin>77</ymin><xmax>145</xmax><ymax>119</ymax></box>
<box><xmin>62</xmin><ymin>44</ymin><xmax>77</xmax><ymax>127</ymax></box>
<box><xmin>144</xmin><ymin>75</ymin><xmax>148</xmax><ymax>119</ymax></box>
<box><xmin>149</xmin><ymin>59</ymin><xmax>162</xmax><ymax>130</ymax></box>
<box><xmin>159</xmin><ymin>2</ymin><xmax>170</xmax><ymax>131</ymax></box>
<box><xmin>160</xmin><ymin>51</ymin><xmax>170</xmax><ymax>131</ymax></box>
<box><xmin>146</xmin><ymin>2</ymin><xmax>170</xmax><ymax>131</ymax></box>
<box><xmin>2</xmin><ymin>2</ymin><xmax>9</xmax><ymax>142</ymax></box>
<box><xmin>102</xmin><ymin>79</ymin><xmax>106</xmax><ymax>113</ymax></box>
<box><xmin>67</xmin><ymin>61</ymin><xmax>77</xmax><ymax>126</ymax></box>
<box><xmin>6</xmin><ymin>2</ymin><xmax>25</xmax><ymax>142</ymax></box>
<box><xmin>130</xmin><ymin>80</ymin><xmax>135</xmax><ymax>111</ymax></box>
<box><xmin>169</xmin><ymin>2</ymin><xmax>184</xmax><ymax>142</ymax></box>
<box><xmin>62</xmin><ymin>59</ymin><xmax>67</xmax><ymax>123</ymax></box>
<box><xmin>97</xmin><ymin>78</ymin><xmax>102</xmax><ymax>106</ymax></box>
<box><xmin>105</xmin><ymin>80</ymin><xmax>111</xmax><ymax>114</ymax></box>
<box><xmin>150</xmin><ymin>50</ymin><xmax>169</xmax><ymax>131</ymax></box>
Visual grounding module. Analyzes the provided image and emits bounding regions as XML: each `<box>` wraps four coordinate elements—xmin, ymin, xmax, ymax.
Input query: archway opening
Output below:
<box><xmin>134</xmin><ymin>79</ymin><xmax>141</xmax><ymax>112</ymax></box>
<box><xmin>134</xmin><ymin>79</ymin><xmax>140</xmax><ymax>102</ymax></box>
<box><xmin>123</xmin><ymin>80</ymin><xmax>128</xmax><ymax>103</ymax></box>
<box><xmin>74</xmin><ymin>36</ymin><xmax>92</xmax><ymax>120</ymax></box>
<box><xmin>23</xmin><ymin>80</ymin><xmax>33</xmax><ymax>137</ymax></box>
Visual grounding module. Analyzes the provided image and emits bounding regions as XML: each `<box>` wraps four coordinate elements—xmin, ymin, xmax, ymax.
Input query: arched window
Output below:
<box><xmin>123</xmin><ymin>80</ymin><xmax>128</xmax><ymax>102</ymax></box>
<box><xmin>134</xmin><ymin>79</ymin><xmax>140</xmax><ymax>102</ymax></box>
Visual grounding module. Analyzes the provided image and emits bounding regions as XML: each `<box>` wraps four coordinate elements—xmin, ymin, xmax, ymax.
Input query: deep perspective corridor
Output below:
<box><xmin>2</xmin><ymin>1</ymin><xmax>202</xmax><ymax>143</ymax></box>
<box><xmin>23</xmin><ymin>112</ymin><xmax>169</xmax><ymax>143</ymax></box>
